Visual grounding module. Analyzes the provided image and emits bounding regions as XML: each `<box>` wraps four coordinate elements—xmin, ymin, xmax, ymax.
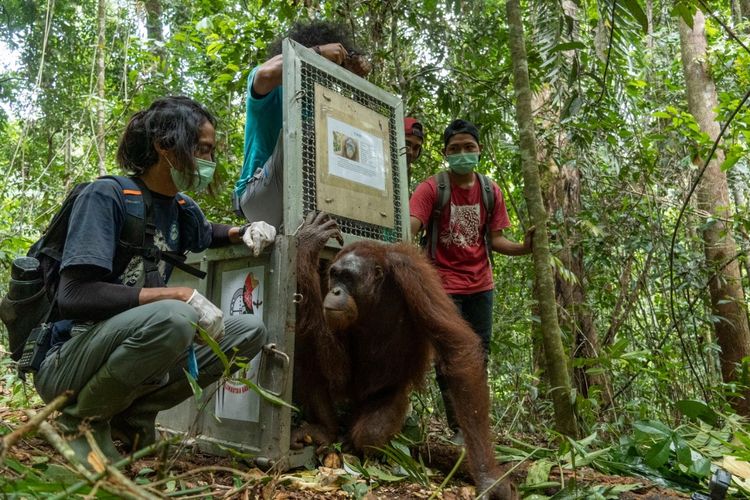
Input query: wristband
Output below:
<box><xmin>238</xmin><ymin>223</ymin><xmax>252</xmax><ymax>237</ymax></box>
<box><xmin>312</xmin><ymin>45</ymin><xmax>321</xmax><ymax>55</ymax></box>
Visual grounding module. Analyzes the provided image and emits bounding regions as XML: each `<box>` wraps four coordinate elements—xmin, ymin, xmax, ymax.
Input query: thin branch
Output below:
<box><xmin>0</xmin><ymin>390</ymin><xmax>71</xmax><ymax>459</ymax></box>
<box><xmin>695</xmin><ymin>0</ymin><xmax>750</xmax><ymax>56</ymax></box>
<box><xmin>47</xmin><ymin>438</ymin><xmax>175</xmax><ymax>500</ymax></box>
<box><xmin>594</xmin><ymin>0</ymin><xmax>617</xmax><ymax>108</ymax></box>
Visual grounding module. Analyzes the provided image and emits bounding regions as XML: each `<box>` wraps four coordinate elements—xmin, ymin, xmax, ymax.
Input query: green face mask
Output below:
<box><xmin>446</xmin><ymin>152</ymin><xmax>479</xmax><ymax>175</ymax></box>
<box><xmin>170</xmin><ymin>157</ymin><xmax>216</xmax><ymax>193</ymax></box>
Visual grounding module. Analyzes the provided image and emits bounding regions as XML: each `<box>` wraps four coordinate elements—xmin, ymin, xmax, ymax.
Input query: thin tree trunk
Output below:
<box><xmin>732</xmin><ymin>0</ymin><xmax>743</xmax><ymax>26</ymax></box>
<box><xmin>142</xmin><ymin>0</ymin><xmax>164</xmax><ymax>71</ymax></box>
<box><xmin>96</xmin><ymin>0</ymin><xmax>106</xmax><ymax>176</ymax></box>
<box><xmin>646</xmin><ymin>0</ymin><xmax>654</xmax><ymax>51</ymax></box>
<box><xmin>679</xmin><ymin>11</ymin><xmax>750</xmax><ymax>415</ymax></box>
<box><xmin>532</xmin><ymin>87</ymin><xmax>613</xmax><ymax>410</ymax></box>
<box><xmin>740</xmin><ymin>0</ymin><xmax>750</xmax><ymax>22</ymax></box>
<box><xmin>144</xmin><ymin>0</ymin><xmax>163</xmax><ymax>41</ymax></box>
<box><xmin>390</xmin><ymin>10</ymin><xmax>407</xmax><ymax>101</ymax></box>
<box><xmin>65</xmin><ymin>126</ymin><xmax>71</xmax><ymax>171</ymax></box>
<box><xmin>506</xmin><ymin>0</ymin><xmax>577</xmax><ymax>437</ymax></box>
<box><xmin>122</xmin><ymin>15</ymin><xmax>130</xmax><ymax>102</ymax></box>
<box><xmin>551</xmin><ymin>165</ymin><xmax>612</xmax><ymax>408</ymax></box>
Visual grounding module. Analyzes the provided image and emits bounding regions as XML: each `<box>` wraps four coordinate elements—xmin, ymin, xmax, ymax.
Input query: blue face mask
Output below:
<box><xmin>446</xmin><ymin>152</ymin><xmax>479</xmax><ymax>175</ymax></box>
<box><xmin>170</xmin><ymin>157</ymin><xmax>216</xmax><ymax>193</ymax></box>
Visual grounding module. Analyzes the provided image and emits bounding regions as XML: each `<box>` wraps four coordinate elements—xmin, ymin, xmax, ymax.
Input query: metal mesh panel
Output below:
<box><xmin>300</xmin><ymin>61</ymin><xmax>402</xmax><ymax>243</ymax></box>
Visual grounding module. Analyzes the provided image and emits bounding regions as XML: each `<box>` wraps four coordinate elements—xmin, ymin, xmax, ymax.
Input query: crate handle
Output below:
<box><xmin>258</xmin><ymin>343</ymin><xmax>290</xmax><ymax>398</ymax></box>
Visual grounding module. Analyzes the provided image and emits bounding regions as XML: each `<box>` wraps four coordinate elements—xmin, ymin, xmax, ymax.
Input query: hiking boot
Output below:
<box><xmin>56</xmin><ymin>413</ymin><xmax>122</xmax><ymax>468</ymax></box>
<box><xmin>110</xmin><ymin>411</ymin><xmax>158</xmax><ymax>452</ymax></box>
<box><xmin>72</xmin><ymin>365</ymin><xmax>139</xmax><ymax>419</ymax></box>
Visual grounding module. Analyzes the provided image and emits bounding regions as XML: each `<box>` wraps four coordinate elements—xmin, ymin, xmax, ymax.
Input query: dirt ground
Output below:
<box><xmin>5</xmin><ymin>438</ymin><xmax>690</xmax><ymax>499</ymax></box>
<box><xmin>1</xmin><ymin>406</ymin><xmax>691</xmax><ymax>499</ymax></box>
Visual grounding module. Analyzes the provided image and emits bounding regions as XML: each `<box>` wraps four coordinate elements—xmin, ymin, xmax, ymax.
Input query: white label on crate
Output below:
<box><xmin>215</xmin><ymin>266</ymin><xmax>264</xmax><ymax>422</ymax></box>
<box><xmin>327</xmin><ymin>117</ymin><xmax>386</xmax><ymax>191</ymax></box>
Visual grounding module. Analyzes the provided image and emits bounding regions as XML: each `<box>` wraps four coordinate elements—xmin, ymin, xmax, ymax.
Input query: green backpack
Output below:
<box><xmin>424</xmin><ymin>170</ymin><xmax>496</xmax><ymax>262</ymax></box>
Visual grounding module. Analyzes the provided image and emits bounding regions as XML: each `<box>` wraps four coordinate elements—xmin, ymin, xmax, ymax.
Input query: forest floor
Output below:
<box><xmin>1</xmin><ymin>405</ymin><xmax>692</xmax><ymax>499</ymax></box>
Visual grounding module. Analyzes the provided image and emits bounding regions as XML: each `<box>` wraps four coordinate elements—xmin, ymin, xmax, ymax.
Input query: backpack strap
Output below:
<box><xmin>428</xmin><ymin>171</ymin><xmax>451</xmax><ymax>259</ymax></box>
<box><xmin>164</xmin><ymin>194</ymin><xmax>207</xmax><ymax>279</ymax></box>
<box><xmin>476</xmin><ymin>173</ymin><xmax>496</xmax><ymax>266</ymax></box>
<box><xmin>104</xmin><ymin>176</ymin><xmax>206</xmax><ymax>285</ymax></box>
<box><xmin>108</xmin><ymin>176</ymin><xmax>164</xmax><ymax>287</ymax></box>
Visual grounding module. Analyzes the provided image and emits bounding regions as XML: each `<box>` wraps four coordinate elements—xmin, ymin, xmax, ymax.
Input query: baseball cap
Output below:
<box><xmin>404</xmin><ymin>117</ymin><xmax>424</xmax><ymax>139</ymax></box>
<box><xmin>443</xmin><ymin>119</ymin><xmax>479</xmax><ymax>146</ymax></box>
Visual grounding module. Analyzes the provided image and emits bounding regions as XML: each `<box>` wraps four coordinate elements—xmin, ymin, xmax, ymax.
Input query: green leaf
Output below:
<box><xmin>214</xmin><ymin>73</ymin><xmax>235</xmax><ymax>84</ymax></box>
<box><xmin>676</xmin><ymin>400</ymin><xmax>719</xmax><ymax>426</ymax></box>
<box><xmin>620</xmin><ymin>0</ymin><xmax>648</xmax><ymax>32</ymax></box>
<box><xmin>674</xmin><ymin>438</ymin><xmax>693</xmax><ymax>466</ymax></box>
<box><xmin>672</xmin><ymin>2</ymin><xmax>696</xmax><ymax>28</ymax></box>
<box><xmin>721</xmin><ymin>152</ymin><xmax>741</xmax><ymax>172</ymax></box>
<box><xmin>644</xmin><ymin>437</ymin><xmax>671</xmax><ymax>469</ymax></box>
<box><xmin>364</xmin><ymin>465</ymin><xmax>405</xmax><ymax>482</ymax></box>
<box><xmin>197</xmin><ymin>326</ymin><xmax>229</xmax><ymax>369</ymax></box>
<box><xmin>238</xmin><ymin>376</ymin><xmax>296</xmax><ymax>409</ymax></box>
<box><xmin>633</xmin><ymin>420</ymin><xmax>672</xmax><ymax>439</ymax></box>
<box><xmin>206</xmin><ymin>41</ymin><xmax>224</xmax><ymax>56</ymax></box>
<box><xmin>525</xmin><ymin>459</ymin><xmax>554</xmax><ymax>486</ymax></box>
<box><xmin>689</xmin><ymin>457</ymin><xmax>711</xmax><ymax>477</ymax></box>
<box><xmin>184</xmin><ymin>369</ymin><xmax>203</xmax><ymax>401</ymax></box>
<box><xmin>550</xmin><ymin>41</ymin><xmax>586</xmax><ymax>53</ymax></box>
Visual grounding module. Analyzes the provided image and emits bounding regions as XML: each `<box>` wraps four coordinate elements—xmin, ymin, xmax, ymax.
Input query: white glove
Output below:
<box><xmin>186</xmin><ymin>290</ymin><xmax>225</xmax><ymax>342</ymax></box>
<box><xmin>242</xmin><ymin>221</ymin><xmax>277</xmax><ymax>257</ymax></box>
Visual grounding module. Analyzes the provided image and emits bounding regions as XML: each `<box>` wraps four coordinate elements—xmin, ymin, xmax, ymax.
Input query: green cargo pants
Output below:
<box><xmin>35</xmin><ymin>299</ymin><xmax>266</xmax><ymax>433</ymax></box>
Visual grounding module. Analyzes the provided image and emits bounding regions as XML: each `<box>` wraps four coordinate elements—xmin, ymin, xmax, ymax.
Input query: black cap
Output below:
<box><xmin>443</xmin><ymin>119</ymin><xmax>479</xmax><ymax>147</ymax></box>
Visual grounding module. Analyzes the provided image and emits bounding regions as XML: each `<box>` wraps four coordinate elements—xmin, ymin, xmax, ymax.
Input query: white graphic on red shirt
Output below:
<box><xmin>440</xmin><ymin>203</ymin><xmax>481</xmax><ymax>248</ymax></box>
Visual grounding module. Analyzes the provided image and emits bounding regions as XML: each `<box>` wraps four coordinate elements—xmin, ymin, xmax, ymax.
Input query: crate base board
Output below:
<box><xmin>156</xmin><ymin>425</ymin><xmax>316</xmax><ymax>471</ymax></box>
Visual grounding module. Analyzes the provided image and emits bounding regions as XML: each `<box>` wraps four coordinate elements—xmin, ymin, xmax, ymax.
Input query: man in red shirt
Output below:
<box><xmin>409</xmin><ymin>119</ymin><xmax>532</xmax><ymax>441</ymax></box>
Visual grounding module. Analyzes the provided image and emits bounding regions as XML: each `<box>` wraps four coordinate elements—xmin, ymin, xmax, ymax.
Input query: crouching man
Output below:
<box><xmin>34</xmin><ymin>96</ymin><xmax>272</xmax><ymax>465</ymax></box>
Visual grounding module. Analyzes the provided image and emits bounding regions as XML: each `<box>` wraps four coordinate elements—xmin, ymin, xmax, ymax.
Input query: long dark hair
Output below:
<box><xmin>266</xmin><ymin>20</ymin><xmax>357</xmax><ymax>58</ymax></box>
<box><xmin>117</xmin><ymin>96</ymin><xmax>216</xmax><ymax>178</ymax></box>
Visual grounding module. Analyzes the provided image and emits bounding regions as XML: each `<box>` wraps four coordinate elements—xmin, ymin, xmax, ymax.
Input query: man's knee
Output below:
<box><xmin>142</xmin><ymin>300</ymin><xmax>197</xmax><ymax>353</ymax></box>
<box><xmin>225</xmin><ymin>314</ymin><xmax>267</xmax><ymax>358</ymax></box>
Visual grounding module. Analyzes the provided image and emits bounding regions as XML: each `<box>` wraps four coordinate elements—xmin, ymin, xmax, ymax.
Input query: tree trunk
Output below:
<box><xmin>531</xmin><ymin>86</ymin><xmax>613</xmax><ymax>410</ymax></box>
<box><xmin>679</xmin><ymin>10</ymin><xmax>750</xmax><ymax>415</ymax></box>
<box><xmin>143</xmin><ymin>0</ymin><xmax>163</xmax><ymax>42</ymax></box>
<box><xmin>740</xmin><ymin>0</ymin><xmax>750</xmax><ymax>22</ymax></box>
<box><xmin>96</xmin><ymin>0</ymin><xmax>106</xmax><ymax>176</ymax></box>
<box><xmin>141</xmin><ymin>0</ymin><xmax>164</xmax><ymax>70</ymax></box>
<box><xmin>549</xmin><ymin>164</ymin><xmax>613</xmax><ymax>408</ymax></box>
<box><xmin>506</xmin><ymin>0</ymin><xmax>577</xmax><ymax>437</ymax></box>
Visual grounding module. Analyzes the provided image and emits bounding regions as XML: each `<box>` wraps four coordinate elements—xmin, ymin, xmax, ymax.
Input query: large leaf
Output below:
<box><xmin>644</xmin><ymin>437</ymin><xmax>671</xmax><ymax>469</ymax></box>
<box><xmin>676</xmin><ymin>400</ymin><xmax>719</xmax><ymax>426</ymax></box>
<box><xmin>619</xmin><ymin>0</ymin><xmax>648</xmax><ymax>33</ymax></box>
<box><xmin>550</xmin><ymin>41</ymin><xmax>586</xmax><ymax>53</ymax></box>
<box><xmin>525</xmin><ymin>459</ymin><xmax>554</xmax><ymax>486</ymax></box>
<box><xmin>633</xmin><ymin>420</ymin><xmax>672</xmax><ymax>439</ymax></box>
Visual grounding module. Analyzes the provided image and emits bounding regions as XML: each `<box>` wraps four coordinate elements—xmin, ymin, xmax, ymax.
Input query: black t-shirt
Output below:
<box><xmin>61</xmin><ymin>177</ymin><xmax>212</xmax><ymax>285</ymax></box>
